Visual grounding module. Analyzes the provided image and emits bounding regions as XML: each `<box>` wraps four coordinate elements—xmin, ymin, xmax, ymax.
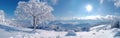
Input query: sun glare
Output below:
<box><xmin>86</xmin><ymin>4</ymin><xmax>92</xmax><ymax>12</ymax></box>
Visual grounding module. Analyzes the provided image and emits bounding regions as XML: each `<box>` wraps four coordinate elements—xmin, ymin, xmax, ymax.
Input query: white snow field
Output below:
<box><xmin>0</xmin><ymin>23</ymin><xmax>118</xmax><ymax>38</ymax></box>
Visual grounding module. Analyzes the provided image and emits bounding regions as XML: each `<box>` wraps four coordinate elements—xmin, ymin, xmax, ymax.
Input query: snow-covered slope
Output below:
<box><xmin>0</xmin><ymin>23</ymin><xmax>118</xmax><ymax>38</ymax></box>
<box><xmin>11</xmin><ymin>28</ymin><xmax>116</xmax><ymax>38</ymax></box>
<box><xmin>90</xmin><ymin>24</ymin><xmax>111</xmax><ymax>31</ymax></box>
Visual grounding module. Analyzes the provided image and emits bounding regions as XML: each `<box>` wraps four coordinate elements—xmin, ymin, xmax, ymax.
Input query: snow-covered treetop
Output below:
<box><xmin>15</xmin><ymin>0</ymin><xmax>55</xmax><ymax>24</ymax></box>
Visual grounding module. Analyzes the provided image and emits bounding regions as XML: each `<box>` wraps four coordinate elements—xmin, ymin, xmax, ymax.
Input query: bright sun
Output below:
<box><xmin>86</xmin><ymin>4</ymin><xmax>92</xmax><ymax>12</ymax></box>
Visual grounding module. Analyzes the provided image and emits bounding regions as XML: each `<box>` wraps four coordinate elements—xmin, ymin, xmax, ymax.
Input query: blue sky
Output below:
<box><xmin>0</xmin><ymin>0</ymin><xmax>120</xmax><ymax>20</ymax></box>
<box><xmin>0</xmin><ymin>0</ymin><xmax>29</xmax><ymax>18</ymax></box>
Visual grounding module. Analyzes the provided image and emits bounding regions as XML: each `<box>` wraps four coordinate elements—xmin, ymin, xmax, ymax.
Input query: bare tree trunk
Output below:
<box><xmin>33</xmin><ymin>16</ymin><xmax>37</xmax><ymax>31</ymax></box>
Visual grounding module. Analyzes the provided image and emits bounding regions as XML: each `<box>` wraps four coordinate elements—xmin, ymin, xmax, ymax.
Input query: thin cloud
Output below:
<box><xmin>100</xmin><ymin>0</ymin><xmax>104</xmax><ymax>4</ymax></box>
<box><xmin>73</xmin><ymin>15</ymin><xmax>120</xmax><ymax>20</ymax></box>
<box><xmin>40</xmin><ymin>0</ymin><xmax>58</xmax><ymax>5</ymax></box>
<box><xmin>114</xmin><ymin>0</ymin><xmax>120</xmax><ymax>8</ymax></box>
<box><xmin>51</xmin><ymin>0</ymin><xmax>58</xmax><ymax>5</ymax></box>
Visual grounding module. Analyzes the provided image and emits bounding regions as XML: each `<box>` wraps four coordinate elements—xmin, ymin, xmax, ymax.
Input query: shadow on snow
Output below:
<box><xmin>0</xmin><ymin>24</ymin><xmax>34</xmax><ymax>33</ymax></box>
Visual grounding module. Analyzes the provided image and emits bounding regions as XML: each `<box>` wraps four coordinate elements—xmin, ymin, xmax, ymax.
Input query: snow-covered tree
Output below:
<box><xmin>111</xmin><ymin>21</ymin><xmax>120</xmax><ymax>28</ymax></box>
<box><xmin>0</xmin><ymin>10</ymin><xmax>5</xmax><ymax>23</ymax></box>
<box><xmin>74</xmin><ymin>27</ymin><xmax>81</xmax><ymax>32</ymax></box>
<box><xmin>15</xmin><ymin>0</ymin><xmax>54</xmax><ymax>31</ymax></box>
<box><xmin>65</xmin><ymin>30</ymin><xmax>76</xmax><ymax>36</ymax></box>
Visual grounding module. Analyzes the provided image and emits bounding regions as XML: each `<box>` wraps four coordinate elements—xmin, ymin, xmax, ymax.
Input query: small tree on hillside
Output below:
<box><xmin>15</xmin><ymin>0</ymin><xmax>54</xmax><ymax>31</ymax></box>
<box><xmin>111</xmin><ymin>21</ymin><xmax>120</xmax><ymax>28</ymax></box>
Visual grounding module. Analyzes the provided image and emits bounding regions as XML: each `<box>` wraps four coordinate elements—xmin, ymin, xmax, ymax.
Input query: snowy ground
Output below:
<box><xmin>0</xmin><ymin>23</ymin><xmax>118</xmax><ymax>38</ymax></box>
